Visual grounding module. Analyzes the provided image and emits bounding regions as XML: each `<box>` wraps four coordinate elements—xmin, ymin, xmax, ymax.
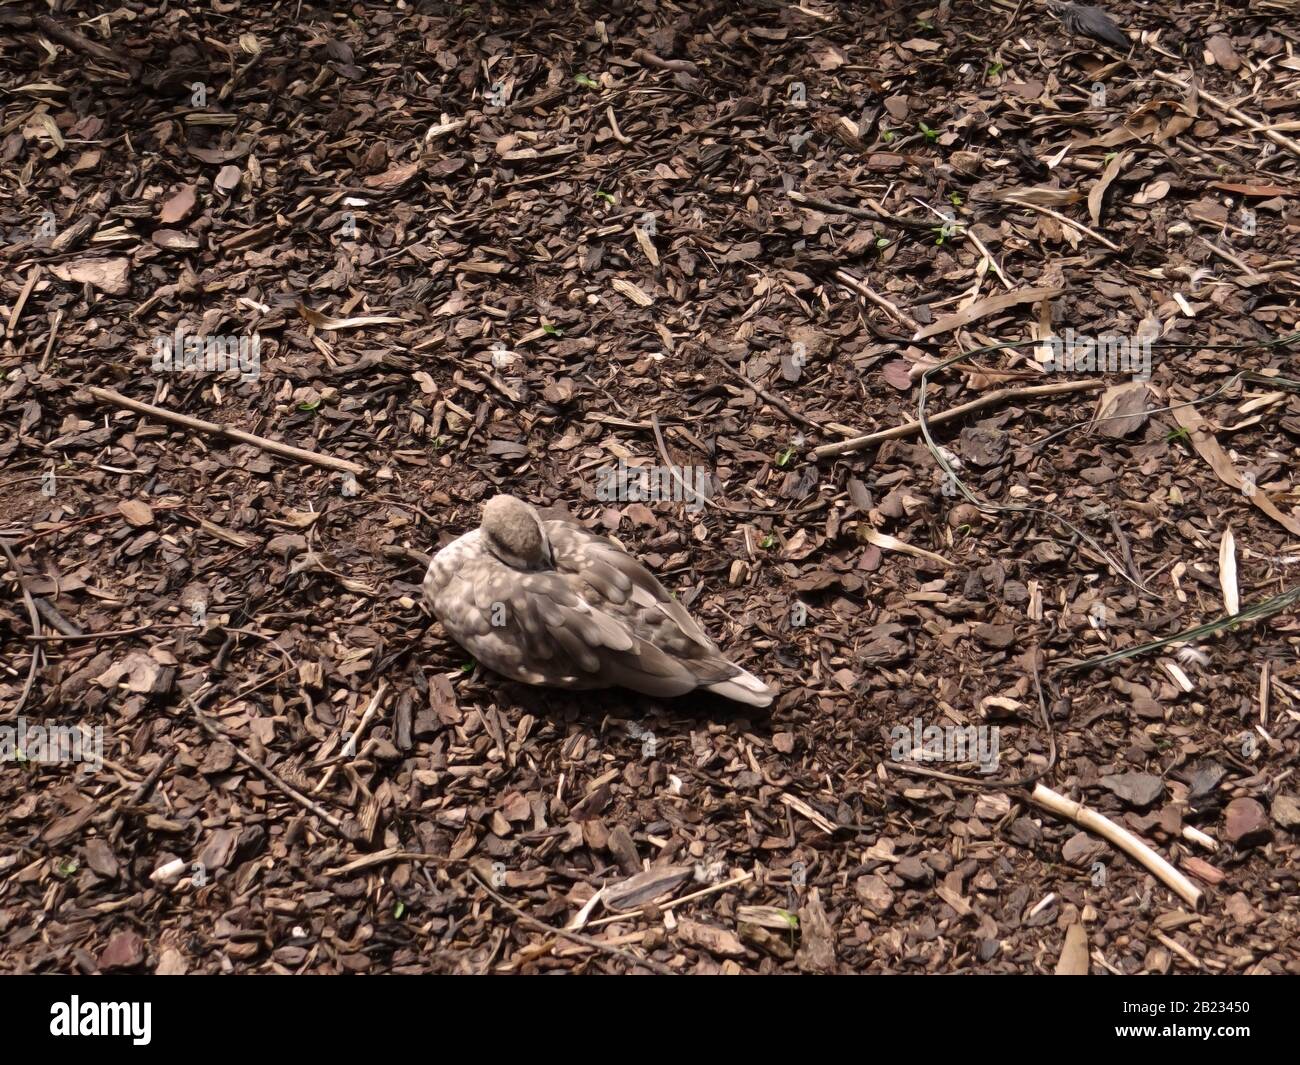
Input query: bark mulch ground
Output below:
<box><xmin>1</xmin><ymin>0</ymin><xmax>1298</xmax><ymax>974</ymax></box>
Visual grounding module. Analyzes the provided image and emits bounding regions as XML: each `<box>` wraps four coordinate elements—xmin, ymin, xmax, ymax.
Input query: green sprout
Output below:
<box><xmin>987</xmin><ymin>61</ymin><xmax>1004</xmax><ymax>78</ymax></box>
<box><xmin>780</xmin><ymin>908</ymin><xmax>799</xmax><ymax>948</ymax></box>
<box><xmin>575</xmin><ymin>73</ymin><xmax>599</xmax><ymax>89</ymax></box>
<box><xmin>594</xmin><ymin>190</ymin><xmax>615</xmax><ymax>204</ymax></box>
<box><xmin>881</xmin><ymin>129</ymin><xmax>895</xmax><ymax>144</ymax></box>
<box><xmin>542</xmin><ymin>322</ymin><xmax>561</xmax><ymax>336</ymax></box>
<box><xmin>919</xmin><ymin>122</ymin><xmax>940</xmax><ymax>143</ymax></box>
<box><xmin>948</xmin><ymin>192</ymin><xmax>963</xmax><ymax>207</ymax></box>
<box><xmin>776</xmin><ymin>445</ymin><xmax>796</xmax><ymax>468</ymax></box>
<box><xmin>297</xmin><ymin>398</ymin><xmax>321</xmax><ymax>412</ymax></box>
<box><xmin>393</xmin><ymin>901</ymin><xmax>406</xmax><ymax>919</ymax></box>
<box><xmin>875</xmin><ymin>236</ymin><xmax>891</xmax><ymax>250</ymax></box>
<box><xmin>760</xmin><ymin>534</ymin><xmax>776</xmax><ymax>549</ymax></box>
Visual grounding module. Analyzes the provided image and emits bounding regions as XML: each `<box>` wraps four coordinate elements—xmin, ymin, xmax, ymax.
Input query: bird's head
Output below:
<box><xmin>480</xmin><ymin>495</ymin><xmax>553</xmax><ymax>571</ymax></box>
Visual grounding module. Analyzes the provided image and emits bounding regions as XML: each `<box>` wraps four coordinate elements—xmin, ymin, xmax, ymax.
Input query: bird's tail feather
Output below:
<box><xmin>705</xmin><ymin>666</ymin><xmax>774</xmax><ymax>707</ymax></box>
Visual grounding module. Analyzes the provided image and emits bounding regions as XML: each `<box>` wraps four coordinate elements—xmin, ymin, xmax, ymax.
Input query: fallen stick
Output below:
<box><xmin>1001</xmin><ymin>198</ymin><xmax>1122</xmax><ymax>252</ymax></box>
<box><xmin>186</xmin><ymin>694</ymin><xmax>346</xmax><ymax>832</ymax></box>
<box><xmin>107</xmin><ymin>749</ymin><xmax>176</xmax><ymax>845</ymax></box>
<box><xmin>1031</xmin><ymin>783</ymin><xmax>1203</xmax><ymax>910</ymax></box>
<box><xmin>313</xmin><ymin>681</ymin><xmax>389</xmax><ymax>795</ymax></box>
<box><xmin>7</xmin><ymin>266</ymin><xmax>40</xmax><ymax>338</ymax></box>
<box><xmin>1156</xmin><ymin>72</ymin><xmax>1300</xmax><ymax>160</ymax></box>
<box><xmin>1153</xmin><ymin>930</ymin><xmax>1203</xmax><ymax>970</ymax></box>
<box><xmin>812</xmin><ymin>378</ymin><xmax>1104</xmax><ymax>459</ymax></box>
<box><xmin>324</xmin><ymin>848</ymin><xmax>458</xmax><ymax>877</ymax></box>
<box><xmin>467</xmin><ymin>869</ymin><xmax>677</xmax><ymax>975</ymax></box>
<box><xmin>631</xmin><ymin>48</ymin><xmax>699</xmax><ymax>75</ymax></box>
<box><xmin>709</xmin><ymin>356</ymin><xmax>826</xmax><ymax>432</ymax></box>
<box><xmin>584</xmin><ymin>871</ymin><xmax>755</xmax><ymax>930</ymax></box>
<box><xmin>0</xmin><ymin>12</ymin><xmax>143</xmax><ymax>79</ymax></box>
<box><xmin>26</xmin><ymin>624</ymin><xmax>167</xmax><ymax>642</ymax></box>
<box><xmin>38</xmin><ymin>308</ymin><xmax>64</xmax><ymax>372</ymax></box>
<box><xmin>86</xmin><ymin>386</ymin><xmax>365</xmax><ymax>477</ymax></box>
<box><xmin>0</xmin><ymin>538</ymin><xmax>43</xmax><ymax>721</ymax></box>
<box><xmin>834</xmin><ymin>269</ymin><xmax>919</xmax><ymax>330</ymax></box>
<box><xmin>787</xmin><ymin>190</ymin><xmax>934</xmax><ymax>230</ymax></box>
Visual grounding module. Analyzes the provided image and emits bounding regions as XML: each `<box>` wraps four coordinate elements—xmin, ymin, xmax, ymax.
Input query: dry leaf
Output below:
<box><xmin>1219</xmin><ymin>527</ymin><xmax>1239</xmax><ymax>616</ymax></box>
<box><xmin>1088</xmin><ymin>149</ymin><xmax>1129</xmax><ymax>226</ymax></box>
<box><xmin>913</xmin><ymin>286</ymin><xmax>1064</xmax><ymax>342</ymax></box>
<box><xmin>1133</xmin><ymin>179</ymin><xmax>1170</xmax><ymax>206</ymax></box>
<box><xmin>858</xmin><ymin>526</ymin><xmax>953</xmax><ymax>567</ymax></box>
<box><xmin>1210</xmin><ymin>182</ymin><xmax>1295</xmax><ymax>198</ymax></box>
<box><xmin>1170</xmin><ymin>403</ymin><xmax>1300</xmax><ymax>536</ymax></box>
<box><xmin>50</xmin><ymin>257</ymin><xmax>130</xmax><ymax>295</ymax></box>
<box><xmin>1204</xmin><ymin>34</ymin><xmax>1241</xmax><ymax>71</ymax></box>
<box><xmin>1091</xmin><ymin>381</ymin><xmax>1149</xmax><ymax>439</ymax></box>
<box><xmin>994</xmin><ymin>187</ymin><xmax>1084</xmax><ymax>207</ymax></box>
<box><xmin>603</xmin><ymin>866</ymin><xmax>692</xmax><ymax>912</ymax></box>
<box><xmin>297</xmin><ymin>304</ymin><xmax>406</xmax><ymax>331</ymax></box>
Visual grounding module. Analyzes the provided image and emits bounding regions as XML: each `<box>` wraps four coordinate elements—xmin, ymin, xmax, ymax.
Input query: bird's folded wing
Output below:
<box><xmin>546</xmin><ymin>520</ymin><xmax>720</xmax><ymax>658</ymax></box>
<box><xmin>445</xmin><ymin>567</ymin><xmax>695</xmax><ymax>689</ymax></box>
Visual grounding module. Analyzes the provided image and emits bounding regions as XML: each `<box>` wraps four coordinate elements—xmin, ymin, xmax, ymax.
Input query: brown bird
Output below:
<box><xmin>423</xmin><ymin>495</ymin><xmax>774</xmax><ymax>706</ymax></box>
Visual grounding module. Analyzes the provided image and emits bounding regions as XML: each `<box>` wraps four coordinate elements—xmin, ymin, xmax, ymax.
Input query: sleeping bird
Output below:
<box><xmin>422</xmin><ymin>495</ymin><xmax>774</xmax><ymax>707</ymax></box>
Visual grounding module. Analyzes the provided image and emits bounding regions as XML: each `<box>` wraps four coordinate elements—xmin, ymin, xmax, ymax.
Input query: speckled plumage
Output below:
<box><xmin>423</xmin><ymin>496</ymin><xmax>774</xmax><ymax>706</ymax></box>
